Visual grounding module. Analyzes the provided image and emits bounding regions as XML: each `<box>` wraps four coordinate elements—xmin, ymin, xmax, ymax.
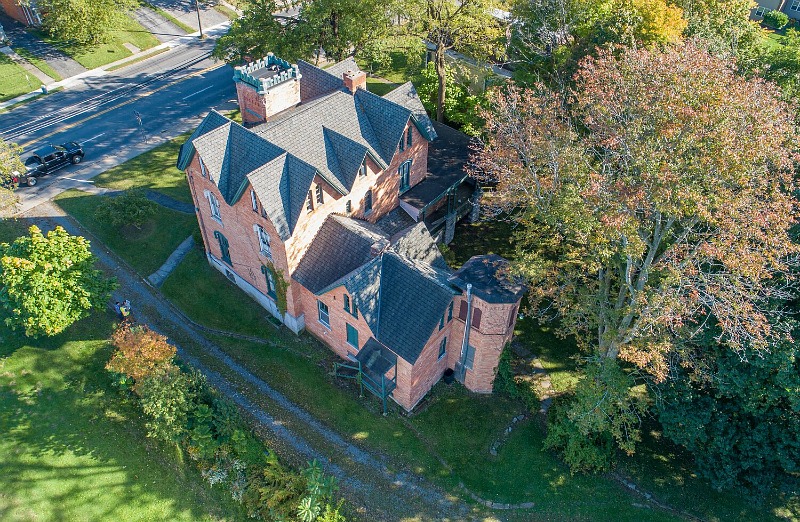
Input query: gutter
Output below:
<box><xmin>456</xmin><ymin>283</ymin><xmax>473</xmax><ymax>382</ymax></box>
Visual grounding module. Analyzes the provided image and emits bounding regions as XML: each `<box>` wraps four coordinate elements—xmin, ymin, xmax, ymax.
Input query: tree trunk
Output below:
<box><xmin>434</xmin><ymin>45</ymin><xmax>447</xmax><ymax>123</ymax></box>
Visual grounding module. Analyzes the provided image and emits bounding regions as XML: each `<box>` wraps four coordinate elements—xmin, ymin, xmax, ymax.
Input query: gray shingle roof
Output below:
<box><xmin>177</xmin><ymin>110</ymin><xmax>230</xmax><ymax>170</ymax></box>
<box><xmin>354</xmin><ymin>88</ymin><xmax>411</xmax><ymax>162</ymax></box>
<box><xmin>292</xmin><ymin>215</ymin><xmax>386</xmax><ymax>293</ymax></box>
<box><xmin>382</xmin><ymin>82</ymin><xmax>437</xmax><ymax>141</ymax></box>
<box><xmin>297</xmin><ymin>59</ymin><xmax>345</xmax><ymax>101</ymax></box>
<box><xmin>324</xmin><ymin>57</ymin><xmax>360</xmax><ymax>79</ymax></box>
<box><xmin>450</xmin><ymin>254</ymin><xmax>526</xmax><ymax>304</ymax></box>
<box><xmin>300</xmin><ymin>214</ymin><xmax>459</xmax><ymax>364</ymax></box>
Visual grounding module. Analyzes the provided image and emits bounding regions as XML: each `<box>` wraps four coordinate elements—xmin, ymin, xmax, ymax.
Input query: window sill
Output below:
<box><xmin>211</xmin><ymin>215</ymin><xmax>223</xmax><ymax>225</ymax></box>
<box><xmin>319</xmin><ymin>320</ymin><xmax>331</xmax><ymax>330</ymax></box>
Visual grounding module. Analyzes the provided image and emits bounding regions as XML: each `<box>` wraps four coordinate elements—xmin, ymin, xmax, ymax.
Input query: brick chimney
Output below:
<box><xmin>233</xmin><ymin>53</ymin><xmax>302</xmax><ymax>125</ymax></box>
<box><xmin>343</xmin><ymin>70</ymin><xmax>367</xmax><ymax>94</ymax></box>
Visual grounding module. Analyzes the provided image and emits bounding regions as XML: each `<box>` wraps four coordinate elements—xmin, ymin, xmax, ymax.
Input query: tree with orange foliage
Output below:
<box><xmin>472</xmin><ymin>43</ymin><xmax>800</xmax><ymax>469</ymax></box>
<box><xmin>106</xmin><ymin>324</ymin><xmax>177</xmax><ymax>386</ymax></box>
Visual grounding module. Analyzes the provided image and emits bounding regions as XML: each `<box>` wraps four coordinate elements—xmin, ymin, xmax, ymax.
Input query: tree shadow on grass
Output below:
<box><xmin>0</xmin><ymin>313</ymin><xmax>245</xmax><ymax>521</ymax></box>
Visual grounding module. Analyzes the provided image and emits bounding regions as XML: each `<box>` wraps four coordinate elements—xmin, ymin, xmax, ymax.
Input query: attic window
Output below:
<box><xmin>406</xmin><ymin>127</ymin><xmax>413</xmax><ymax>149</ymax></box>
<box><xmin>364</xmin><ymin>190</ymin><xmax>373</xmax><ymax>214</ymax></box>
<box><xmin>315</xmin><ymin>184</ymin><xmax>324</xmax><ymax>205</ymax></box>
<box><xmin>207</xmin><ymin>191</ymin><xmax>221</xmax><ymax>221</ymax></box>
<box><xmin>250</xmin><ymin>189</ymin><xmax>259</xmax><ymax>212</ymax></box>
<box><xmin>399</xmin><ymin>133</ymin><xmax>405</xmax><ymax>152</ymax></box>
<box><xmin>447</xmin><ymin>301</ymin><xmax>454</xmax><ymax>322</ymax></box>
<box><xmin>346</xmin><ymin>200</ymin><xmax>352</xmax><ymax>214</ymax></box>
<box><xmin>199</xmin><ymin>156</ymin><xmax>207</xmax><ymax>177</ymax></box>
<box><xmin>359</xmin><ymin>161</ymin><xmax>367</xmax><ymax>177</ymax></box>
<box><xmin>306</xmin><ymin>190</ymin><xmax>314</xmax><ymax>213</ymax></box>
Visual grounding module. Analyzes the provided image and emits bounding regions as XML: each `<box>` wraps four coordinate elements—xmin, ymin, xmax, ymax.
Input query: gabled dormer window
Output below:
<box><xmin>364</xmin><ymin>190</ymin><xmax>373</xmax><ymax>214</ymax></box>
<box><xmin>343</xmin><ymin>294</ymin><xmax>358</xmax><ymax>319</ymax></box>
<box><xmin>406</xmin><ymin>127</ymin><xmax>413</xmax><ymax>149</ymax></box>
<box><xmin>250</xmin><ymin>189</ymin><xmax>259</xmax><ymax>212</ymax></box>
<box><xmin>315</xmin><ymin>184</ymin><xmax>324</xmax><ymax>205</ymax></box>
<box><xmin>306</xmin><ymin>190</ymin><xmax>314</xmax><ymax>213</ymax></box>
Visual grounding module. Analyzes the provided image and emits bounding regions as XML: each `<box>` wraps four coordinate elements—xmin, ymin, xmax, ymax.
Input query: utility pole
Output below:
<box><xmin>195</xmin><ymin>0</ymin><xmax>204</xmax><ymax>38</ymax></box>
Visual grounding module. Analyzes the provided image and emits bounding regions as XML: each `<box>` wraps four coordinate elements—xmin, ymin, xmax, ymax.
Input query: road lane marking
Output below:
<box><xmin>17</xmin><ymin>62</ymin><xmax>227</xmax><ymax>150</ymax></box>
<box><xmin>182</xmin><ymin>85</ymin><xmax>213</xmax><ymax>100</ymax></box>
<box><xmin>81</xmin><ymin>132</ymin><xmax>106</xmax><ymax>144</ymax></box>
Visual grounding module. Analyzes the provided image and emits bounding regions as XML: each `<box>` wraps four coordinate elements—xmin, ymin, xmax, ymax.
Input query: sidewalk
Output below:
<box><xmin>0</xmin><ymin>20</ymin><xmax>231</xmax><ymax>111</ymax></box>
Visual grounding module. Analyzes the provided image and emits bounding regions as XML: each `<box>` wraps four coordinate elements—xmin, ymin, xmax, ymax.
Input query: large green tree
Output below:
<box><xmin>0</xmin><ymin>225</ymin><xmax>116</xmax><ymax>337</ymax></box>
<box><xmin>37</xmin><ymin>0</ymin><xmax>138</xmax><ymax>45</ymax></box>
<box><xmin>0</xmin><ymin>138</ymin><xmax>25</xmax><ymax>186</ymax></box>
<box><xmin>395</xmin><ymin>0</ymin><xmax>504</xmax><ymax>122</ymax></box>
<box><xmin>472</xmin><ymin>43</ymin><xmax>799</xmax><ymax>465</ymax></box>
<box><xmin>657</xmin><ymin>322</ymin><xmax>800</xmax><ymax>493</ymax></box>
<box><xmin>509</xmin><ymin>0</ymin><xmax>686</xmax><ymax>89</ymax></box>
<box><xmin>214</xmin><ymin>0</ymin><xmax>391</xmax><ymax>64</ymax></box>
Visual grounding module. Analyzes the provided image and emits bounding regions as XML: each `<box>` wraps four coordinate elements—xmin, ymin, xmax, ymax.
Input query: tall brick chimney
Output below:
<box><xmin>343</xmin><ymin>69</ymin><xmax>367</xmax><ymax>94</ymax></box>
<box><xmin>233</xmin><ymin>53</ymin><xmax>302</xmax><ymax>125</ymax></box>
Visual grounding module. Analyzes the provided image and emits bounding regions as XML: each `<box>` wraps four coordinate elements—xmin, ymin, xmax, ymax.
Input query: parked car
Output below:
<box><xmin>21</xmin><ymin>142</ymin><xmax>84</xmax><ymax>187</ymax></box>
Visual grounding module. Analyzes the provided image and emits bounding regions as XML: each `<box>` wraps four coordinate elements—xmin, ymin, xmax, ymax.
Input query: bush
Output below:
<box><xmin>543</xmin><ymin>394</ymin><xmax>616</xmax><ymax>473</ymax></box>
<box><xmin>763</xmin><ymin>10</ymin><xmax>789</xmax><ymax>29</ymax></box>
<box><xmin>107</xmin><ymin>324</ymin><xmax>176</xmax><ymax>385</ymax></box>
<box><xmin>94</xmin><ymin>189</ymin><xmax>157</xmax><ymax>230</ymax></box>
<box><xmin>137</xmin><ymin>365</ymin><xmax>195</xmax><ymax>443</ymax></box>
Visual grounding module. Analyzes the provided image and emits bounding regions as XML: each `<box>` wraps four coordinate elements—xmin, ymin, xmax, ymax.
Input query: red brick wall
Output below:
<box><xmin>236</xmin><ymin>82</ymin><xmax>267</xmax><ymax>124</ymax></box>
<box><xmin>186</xmin><ymin>154</ymin><xmax>292</xmax><ymax>307</ymax></box>
<box><xmin>299</xmin><ymin>284</ymin><xmax>377</xmax><ymax>359</ymax></box>
<box><xmin>0</xmin><ymin>0</ymin><xmax>35</xmax><ymax>24</ymax></box>
<box><xmin>404</xmin><ymin>318</ymin><xmax>454</xmax><ymax>410</ymax></box>
<box><xmin>447</xmin><ymin>295</ymin><xmax>522</xmax><ymax>393</ymax></box>
<box><xmin>358</xmin><ymin>122</ymin><xmax>428</xmax><ymax>224</ymax></box>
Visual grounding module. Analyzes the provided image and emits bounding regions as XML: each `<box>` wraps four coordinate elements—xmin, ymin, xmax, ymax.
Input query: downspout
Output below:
<box><xmin>456</xmin><ymin>283</ymin><xmax>473</xmax><ymax>382</ymax></box>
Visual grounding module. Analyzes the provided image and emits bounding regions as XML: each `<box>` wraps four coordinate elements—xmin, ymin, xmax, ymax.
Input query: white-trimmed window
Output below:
<box><xmin>359</xmin><ymin>160</ymin><xmax>367</xmax><ymax>177</ymax></box>
<box><xmin>790</xmin><ymin>0</ymin><xmax>800</xmax><ymax>11</ymax></box>
<box><xmin>315</xmin><ymin>184</ymin><xmax>324</xmax><ymax>205</ymax></box>
<box><xmin>318</xmin><ymin>300</ymin><xmax>330</xmax><ymax>327</ymax></box>
<box><xmin>254</xmin><ymin>224</ymin><xmax>272</xmax><ymax>258</ymax></box>
<box><xmin>250</xmin><ymin>189</ymin><xmax>259</xmax><ymax>212</ymax></box>
<box><xmin>199</xmin><ymin>156</ymin><xmax>207</xmax><ymax>177</ymax></box>
<box><xmin>204</xmin><ymin>189</ymin><xmax>221</xmax><ymax>221</ymax></box>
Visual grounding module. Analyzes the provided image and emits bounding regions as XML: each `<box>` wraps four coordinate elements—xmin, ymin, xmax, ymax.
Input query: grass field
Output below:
<box><xmin>91</xmin><ymin>134</ymin><xmax>193</xmax><ymax>203</ymax></box>
<box><xmin>0</xmin><ymin>54</ymin><xmax>41</xmax><ymax>103</ymax></box>
<box><xmin>32</xmin><ymin>15</ymin><xmax>159</xmax><ymax>70</ymax></box>
<box><xmin>53</xmin><ymin>190</ymin><xmax>198</xmax><ymax>276</ymax></box>
<box><xmin>0</xmin><ymin>302</ymin><xmax>245</xmax><ymax>521</ymax></box>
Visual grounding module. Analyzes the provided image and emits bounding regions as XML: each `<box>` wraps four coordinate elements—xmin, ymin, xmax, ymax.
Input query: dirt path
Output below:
<box><xmin>19</xmin><ymin>201</ymin><xmax>488</xmax><ymax>522</ymax></box>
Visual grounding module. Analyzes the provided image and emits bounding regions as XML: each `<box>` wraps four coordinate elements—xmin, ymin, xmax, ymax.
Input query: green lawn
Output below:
<box><xmin>13</xmin><ymin>48</ymin><xmax>62</xmax><ymax>81</ymax></box>
<box><xmin>32</xmin><ymin>15</ymin><xmax>159</xmax><ymax>70</ymax></box>
<box><xmin>54</xmin><ymin>190</ymin><xmax>198</xmax><ymax>276</ymax></box>
<box><xmin>365</xmin><ymin>77</ymin><xmax>396</xmax><ymax>96</ymax></box>
<box><xmin>0</xmin><ymin>54</ymin><xmax>41</xmax><ymax>102</ymax></box>
<box><xmin>91</xmin><ymin>134</ymin><xmax>193</xmax><ymax>203</ymax></box>
<box><xmin>161</xmin><ymin>248</ymin><xmax>279</xmax><ymax>337</ymax></box>
<box><xmin>358</xmin><ymin>51</ymin><xmax>425</xmax><ymax>87</ymax></box>
<box><xmin>0</xmin><ymin>313</ymin><xmax>245</xmax><ymax>522</ymax></box>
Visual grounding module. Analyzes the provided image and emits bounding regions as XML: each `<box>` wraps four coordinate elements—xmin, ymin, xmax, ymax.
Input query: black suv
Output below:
<box><xmin>20</xmin><ymin>142</ymin><xmax>85</xmax><ymax>187</ymax></box>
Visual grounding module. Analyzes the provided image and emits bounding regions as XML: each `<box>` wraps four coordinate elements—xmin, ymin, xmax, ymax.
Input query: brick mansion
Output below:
<box><xmin>177</xmin><ymin>54</ymin><xmax>524</xmax><ymax>412</ymax></box>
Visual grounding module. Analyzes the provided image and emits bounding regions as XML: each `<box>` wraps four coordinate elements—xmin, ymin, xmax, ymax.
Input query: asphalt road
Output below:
<box><xmin>0</xmin><ymin>32</ymin><xmax>236</xmax><ymax>213</ymax></box>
